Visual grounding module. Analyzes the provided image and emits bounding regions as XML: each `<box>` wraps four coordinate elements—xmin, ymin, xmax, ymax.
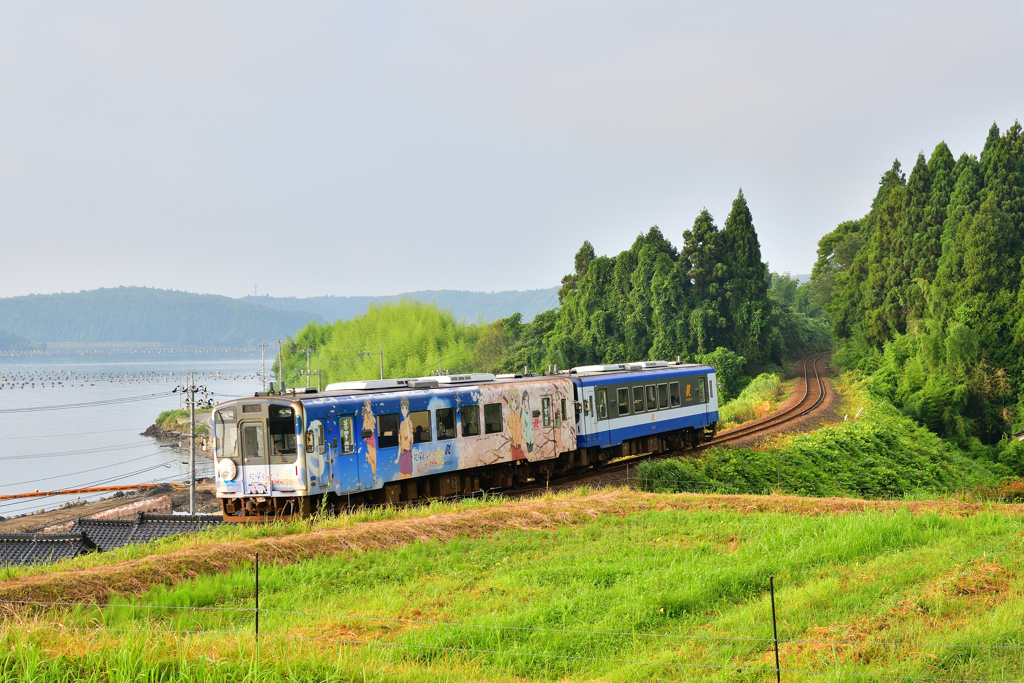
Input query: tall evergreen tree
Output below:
<box><xmin>682</xmin><ymin>209</ymin><xmax>727</xmax><ymax>353</ymax></box>
<box><xmin>720</xmin><ymin>190</ymin><xmax>771</xmax><ymax>364</ymax></box>
<box><xmin>901</xmin><ymin>153</ymin><xmax>932</xmax><ymax>319</ymax></box>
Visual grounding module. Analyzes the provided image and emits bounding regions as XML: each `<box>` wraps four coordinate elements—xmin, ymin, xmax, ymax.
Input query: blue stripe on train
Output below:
<box><xmin>577</xmin><ymin>410</ymin><xmax>719</xmax><ymax>449</ymax></box>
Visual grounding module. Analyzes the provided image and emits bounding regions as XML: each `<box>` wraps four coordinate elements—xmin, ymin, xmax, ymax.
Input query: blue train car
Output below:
<box><xmin>212</xmin><ymin>361</ymin><xmax>717</xmax><ymax>520</ymax></box>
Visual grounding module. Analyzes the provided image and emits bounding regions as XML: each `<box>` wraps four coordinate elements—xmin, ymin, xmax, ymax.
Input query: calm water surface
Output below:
<box><xmin>0</xmin><ymin>350</ymin><xmax>264</xmax><ymax>517</ymax></box>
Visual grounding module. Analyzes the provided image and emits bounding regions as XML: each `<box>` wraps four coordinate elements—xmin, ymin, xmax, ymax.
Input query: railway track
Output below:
<box><xmin>507</xmin><ymin>352</ymin><xmax>831</xmax><ymax>496</ymax></box>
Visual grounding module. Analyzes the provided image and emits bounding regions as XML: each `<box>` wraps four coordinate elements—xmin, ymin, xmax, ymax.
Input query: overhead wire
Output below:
<box><xmin>0</xmin><ymin>391</ymin><xmax>176</xmax><ymax>414</ymax></box>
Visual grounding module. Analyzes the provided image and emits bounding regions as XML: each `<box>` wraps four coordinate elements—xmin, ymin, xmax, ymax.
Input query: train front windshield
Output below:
<box><xmin>214</xmin><ymin>403</ymin><xmax>299</xmax><ymax>466</ymax></box>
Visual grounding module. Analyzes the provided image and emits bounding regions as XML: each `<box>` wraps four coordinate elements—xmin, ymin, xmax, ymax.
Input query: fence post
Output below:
<box><xmin>255</xmin><ymin>552</ymin><xmax>260</xmax><ymax>657</ymax></box>
<box><xmin>770</xmin><ymin>574</ymin><xmax>780</xmax><ymax>683</ymax></box>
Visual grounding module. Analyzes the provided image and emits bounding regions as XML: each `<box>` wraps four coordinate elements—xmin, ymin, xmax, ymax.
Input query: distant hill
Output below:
<box><xmin>0</xmin><ymin>329</ymin><xmax>43</xmax><ymax>351</ymax></box>
<box><xmin>239</xmin><ymin>287</ymin><xmax>560</xmax><ymax>324</ymax></box>
<box><xmin>0</xmin><ymin>286</ymin><xmax>560</xmax><ymax>346</ymax></box>
<box><xmin>0</xmin><ymin>288</ymin><xmax>322</xmax><ymax>346</ymax></box>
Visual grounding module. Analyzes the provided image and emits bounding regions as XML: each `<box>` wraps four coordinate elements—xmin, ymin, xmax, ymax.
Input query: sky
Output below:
<box><xmin>0</xmin><ymin>1</ymin><xmax>1021</xmax><ymax>299</ymax></box>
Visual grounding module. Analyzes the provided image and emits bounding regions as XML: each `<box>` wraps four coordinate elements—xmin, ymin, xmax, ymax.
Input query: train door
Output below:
<box><xmin>579</xmin><ymin>385</ymin><xmax>600</xmax><ymax>446</ymax></box>
<box><xmin>239</xmin><ymin>420</ymin><xmax>270</xmax><ymax>495</ymax></box>
<box><xmin>326</xmin><ymin>414</ymin><xmax>361</xmax><ymax>492</ymax></box>
<box><xmin>305</xmin><ymin>420</ymin><xmax>329</xmax><ymax>495</ymax></box>
<box><xmin>593</xmin><ymin>387</ymin><xmax>612</xmax><ymax>445</ymax></box>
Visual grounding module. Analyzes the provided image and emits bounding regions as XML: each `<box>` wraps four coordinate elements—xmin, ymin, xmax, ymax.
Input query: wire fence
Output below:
<box><xmin>2</xmin><ymin>564</ymin><xmax>1022</xmax><ymax>683</ymax></box>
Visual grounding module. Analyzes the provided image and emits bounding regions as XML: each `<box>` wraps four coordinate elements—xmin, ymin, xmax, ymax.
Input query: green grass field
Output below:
<box><xmin>2</xmin><ymin>491</ymin><xmax>1023</xmax><ymax>682</ymax></box>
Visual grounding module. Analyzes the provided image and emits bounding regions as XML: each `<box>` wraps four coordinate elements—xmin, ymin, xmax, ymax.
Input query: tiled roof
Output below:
<box><xmin>0</xmin><ymin>532</ymin><xmax>97</xmax><ymax>566</ymax></box>
<box><xmin>0</xmin><ymin>513</ymin><xmax>222</xmax><ymax>566</ymax></box>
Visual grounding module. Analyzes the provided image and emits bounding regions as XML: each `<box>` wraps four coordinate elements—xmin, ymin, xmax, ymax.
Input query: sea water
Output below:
<box><xmin>0</xmin><ymin>349</ymin><xmax>264</xmax><ymax>518</ymax></box>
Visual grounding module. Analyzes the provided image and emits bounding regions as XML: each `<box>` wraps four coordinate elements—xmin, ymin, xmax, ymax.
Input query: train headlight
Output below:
<box><xmin>217</xmin><ymin>458</ymin><xmax>237</xmax><ymax>481</ymax></box>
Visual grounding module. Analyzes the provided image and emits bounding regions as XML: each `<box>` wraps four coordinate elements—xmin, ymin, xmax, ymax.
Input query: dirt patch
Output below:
<box><xmin>2</xmin><ymin>490</ymin><xmax>1022</xmax><ymax>618</ymax></box>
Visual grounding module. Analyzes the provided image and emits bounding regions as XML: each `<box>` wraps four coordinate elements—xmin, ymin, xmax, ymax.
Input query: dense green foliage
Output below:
<box><xmin>5</xmin><ymin>499</ymin><xmax>1024</xmax><ymax>681</ymax></box>
<box><xmin>637</xmin><ymin>386</ymin><xmax>1005</xmax><ymax>497</ymax></box>
<box><xmin>811</xmin><ymin>121</ymin><xmax>1024</xmax><ymax>445</ymax></box>
<box><xmin>278</xmin><ymin>300</ymin><xmax>483</xmax><ymax>386</ymax></box>
<box><xmin>0</xmin><ymin>287</ymin><xmax>321</xmax><ymax>346</ymax></box>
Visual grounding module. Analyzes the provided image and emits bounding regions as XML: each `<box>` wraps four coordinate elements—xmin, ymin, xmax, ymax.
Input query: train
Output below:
<box><xmin>211</xmin><ymin>360</ymin><xmax>719</xmax><ymax>520</ymax></box>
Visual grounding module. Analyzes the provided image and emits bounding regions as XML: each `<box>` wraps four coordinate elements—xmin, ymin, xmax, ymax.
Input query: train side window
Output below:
<box><xmin>436</xmin><ymin>408</ymin><xmax>456</xmax><ymax>440</ymax></box>
<box><xmin>377</xmin><ymin>414</ymin><xmax>399</xmax><ymax>449</ymax></box>
<box><xmin>460</xmin><ymin>405</ymin><xmax>481</xmax><ymax>437</ymax></box>
<box><xmin>658</xmin><ymin>383</ymin><xmax>669</xmax><ymax>410</ymax></box>
<box><xmin>699</xmin><ymin>378</ymin><xmax>707</xmax><ymax>403</ymax></box>
<box><xmin>560</xmin><ymin>398</ymin><xmax>567</xmax><ymax>426</ymax></box>
<box><xmin>632</xmin><ymin>386</ymin><xmax>645</xmax><ymax>413</ymax></box>
<box><xmin>410</xmin><ymin>410</ymin><xmax>432</xmax><ymax>444</ymax></box>
<box><xmin>339</xmin><ymin>417</ymin><xmax>355</xmax><ymax>454</ymax></box>
<box><xmin>646</xmin><ymin>385</ymin><xmax>657</xmax><ymax>411</ymax></box>
<box><xmin>595</xmin><ymin>389</ymin><xmax>608</xmax><ymax>420</ymax></box>
<box><xmin>617</xmin><ymin>388</ymin><xmax>630</xmax><ymax>416</ymax></box>
<box><xmin>669</xmin><ymin>382</ymin><xmax>681</xmax><ymax>407</ymax></box>
<box><xmin>484</xmin><ymin>403</ymin><xmax>503</xmax><ymax>434</ymax></box>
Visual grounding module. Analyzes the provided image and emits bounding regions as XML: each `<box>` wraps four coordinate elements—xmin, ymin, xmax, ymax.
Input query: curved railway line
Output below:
<box><xmin>507</xmin><ymin>352</ymin><xmax>831</xmax><ymax>496</ymax></box>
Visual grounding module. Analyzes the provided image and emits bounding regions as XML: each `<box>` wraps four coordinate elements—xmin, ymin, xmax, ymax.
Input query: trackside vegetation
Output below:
<box><xmin>717</xmin><ymin>372</ymin><xmax>785</xmax><ymax>428</ymax></box>
<box><xmin>2</xmin><ymin>494</ymin><xmax>1023</xmax><ymax>681</ymax></box>
<box><xmin>638</xmin><ymin>373</ymin><xmax>1008</xmax><ymax>498</ymax></box>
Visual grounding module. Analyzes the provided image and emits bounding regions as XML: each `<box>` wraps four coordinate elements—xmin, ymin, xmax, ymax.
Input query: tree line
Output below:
<box><xmin>810</xmin><ymin>121</ymin><xmax>1024</xmax><ymax>456</ymax></box>
<box><xmin>281</xmin><ymin>191</ymin><xmax>828</xmax><ymax>401</ymax></box>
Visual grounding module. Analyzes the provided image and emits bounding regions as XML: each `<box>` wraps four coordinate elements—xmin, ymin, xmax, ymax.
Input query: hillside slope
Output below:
<box><xmin>0</xmin><ymin>287</ymin><xmax>322</xmax><ymax>345</ymax></box>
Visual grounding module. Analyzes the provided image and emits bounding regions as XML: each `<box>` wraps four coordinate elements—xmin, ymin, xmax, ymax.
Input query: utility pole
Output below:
<box><xmin>189</xmin><ymin>370</ymin><xmax>195</xmax><ymax>515</ymax></box>
<box><xmin>258</xmin><ymin>342</ymin><xmax>270</xmax><ymax>392</ymax></box>
<box><xmin>274</xmin><ymin>339</ymin><xmax>286</xmax><ymax>391</ymax></box>
<box><xmin>358</xmin><ymin>344</ymin><xmax>384</xmax><ymax>380</ymax></box>
<box><xmin>299</xmin><ymin>347</ymin><xmax>322</xmax><ymax>391</ymax></box>
<box><xmin>175</xmin><ymin>373</ymin><xmax>209</xmax><ymax>515</ymax></box>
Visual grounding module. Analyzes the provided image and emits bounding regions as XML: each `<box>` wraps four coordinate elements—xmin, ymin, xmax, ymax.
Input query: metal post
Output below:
<box><xmin>259</xmin><ymin>342</ymin><xmax>267</xmax><ymax>392</ymax></box>
<box><xmin>317</xmin><ymin>354</ymin><xmax>322</xmax><ymax>392</ymax></box>
<box><xmin>255</xmin><ymin>552</ymin><xmax>260</xmax><ymax>656</ymax></box>
<box><xmin>770</xmin><ymin>575</ymin><xmax>781</xmax><ymax>683</ymax></box>
<box><xmin>379</xmin><ymin>343</ymin><xmax>383</xmax><ymax>380</ymax></box>
<box><xmin>189</xmin><ymin>370</ymin><xmax>196</xmax><ymax>515</ymax></box>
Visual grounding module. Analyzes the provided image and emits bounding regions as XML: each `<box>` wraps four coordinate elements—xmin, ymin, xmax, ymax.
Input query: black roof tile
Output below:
<box><xmin>0</xmin><ymin>532</ymin><xmax>97</xmax><ymax>567</ymax></box>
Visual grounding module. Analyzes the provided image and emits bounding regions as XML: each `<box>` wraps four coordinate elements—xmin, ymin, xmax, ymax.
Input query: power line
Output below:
<box><xmin>0</xmin><ymin>391</ymin><xmax>175</xmax><ymax>414</ymax></box>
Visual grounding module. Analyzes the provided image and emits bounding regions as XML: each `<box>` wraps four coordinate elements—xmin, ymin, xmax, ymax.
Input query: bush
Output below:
<box><xmin>718</xmin><ymin>373</ymin><xmax>782</xmax><ymax>427</ymax></box>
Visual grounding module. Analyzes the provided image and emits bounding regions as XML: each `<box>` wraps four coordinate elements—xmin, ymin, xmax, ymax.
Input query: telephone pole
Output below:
<box><xmin>273</xmin><ymin>339</ymin><xmax>286</xmax><ymax>391</ymax></box>
<box><xmin>175</xmin><ymin>373</ymin><xmax>209</xmax><ymax>515</ymax></box>
<box><xmin>358</xmin><ymin>343</ymin><xmax>384</xmax><ymax>380</ymax></box>
<box><xmin>299</xmin><ymin>347</ymin><xmax>322</xmax><ymax>391</ymax></box>
<box><xmin>258</xmin><ymin>342</ymin><xmax>271</xmax><ymax>392</ymax></box>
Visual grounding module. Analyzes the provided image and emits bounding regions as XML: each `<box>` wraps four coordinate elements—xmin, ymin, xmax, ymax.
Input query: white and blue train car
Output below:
<box><xmin>212</xmin><ymin>360</ymin><xmax>717</xmax><ymax>520</ymax></box>
<box><xmin>570</xmin><ymin>361</ymin><xmax>718</xmax><ymax>457</ymax></box>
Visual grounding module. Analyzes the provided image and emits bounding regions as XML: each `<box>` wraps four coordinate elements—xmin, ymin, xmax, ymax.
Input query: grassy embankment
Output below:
<box><xmin>717</xmin><ymin>372</ymin><xmax>787</xmax><ymax>429</ymax></box>
<box><xmin>154</xmin><ymin>408</ymin><xmax>211</xmax><ymax>435</ymax></box>
<box><xmin>1</xmin><ymin>490</ymin><xmax>1023</xmax><ymax>681</ymax></box>
<box><xmin>638</xmin><ymin>372</ymin><xmax>1011</xmax><ymax>499</ymax></box>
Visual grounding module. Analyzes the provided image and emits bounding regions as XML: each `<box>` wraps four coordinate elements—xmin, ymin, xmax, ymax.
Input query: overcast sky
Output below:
<box><xmin>1</xmin><ymin>1</ymin><xmax>1021</xmax><ymax>299</ymax></box>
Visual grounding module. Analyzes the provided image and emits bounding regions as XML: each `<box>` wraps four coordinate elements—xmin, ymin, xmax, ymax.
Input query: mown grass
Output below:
<box><xmin>638</xmin><ymin>373</ymin><xmax>1010</xmax><ymax>499</ymax></box>
<box><xmin>2</xmin><ymin>504</ymin><xmax>1023</xmax><ymax>681</ymax></box>
<box><xmin>718</xmin><ymin>372</ymin><xmax>786</xmax><ymax>429</ymax></box>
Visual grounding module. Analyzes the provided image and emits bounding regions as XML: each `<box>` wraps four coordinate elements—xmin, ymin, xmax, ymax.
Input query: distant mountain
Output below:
<box><xmin>0</xmin><ymin>286</ymin><xmax>560</xmax><ymax>346</ymax></box>
<box><xmin>0</xmin><ymin>287</ymin><xmax>322</xmax><ymax>346</ymax></box>
<box><xmin>239</xmin><ymin>287</ymin><xmax>560</xmax><ymax>324</ymax></box>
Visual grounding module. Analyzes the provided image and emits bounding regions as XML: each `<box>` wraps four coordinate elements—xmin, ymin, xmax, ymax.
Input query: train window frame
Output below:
<box><xmin>339</xmin><ymin>417</ymin><xmax>355</xmax><ymax>454</ymax></box>
<box><xmin>542</xmin><ymin>396</ymin><xmax>552</xmax><ymax>427</ymax></box>
<box><xmin>377</xmin><ymin>414</ymin><xmax>399</xmax><ymax>449</ymax></box>
<box><xmin>669</xmin><ymin>382</ymin><xmax>681</xmax><ymax>407</ymax></box>
<box><xmin>658</xmin><ymin>383</ymin><xmax>669</xmax><ymax>410</ymax></box>
<box><xmin>645</xmin><ymin>385</ymin><xmax>658</xmax><ymax>411</ymax></box>
<box><xmin>215</xmin><ymin>408</ymin><xmax>239</xmax><ymax>463</ymax></box>
<box><xmin>460</xmin><ymin>405</ymin><xmax>481</xmax><ymax>437</ymax></box>
<box><xmin>617</xmin><ymin>388</ymin><xmax>630</xmax><ymax>416</ymax></box>
<box><xmin>698</xmin><ymin>377</ymin><xmax>707</xmax><ymax>403</ymax></box>
<box><xmin>484</xmin><ymin>403</ymin><xmax>503</xmax><ymax>434</ymax></box>
<box><xmin>560</xmin><ymin>398</ymin><xmax>567</xmax><ymax>426</ymax></box>
<box><xmin>436</xmin><ymin>408</ymin><xmax>456</xmax><ymax>440</ymax></box>
<box><xmin>632</xmin><ymin>386</ymin><xmax>645</xmax><ymax>413</ymax></box>
<box><xmin>410</xmin><ymin>410</ymin><xmax>432</xmax><ymax>444</ymax></box>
